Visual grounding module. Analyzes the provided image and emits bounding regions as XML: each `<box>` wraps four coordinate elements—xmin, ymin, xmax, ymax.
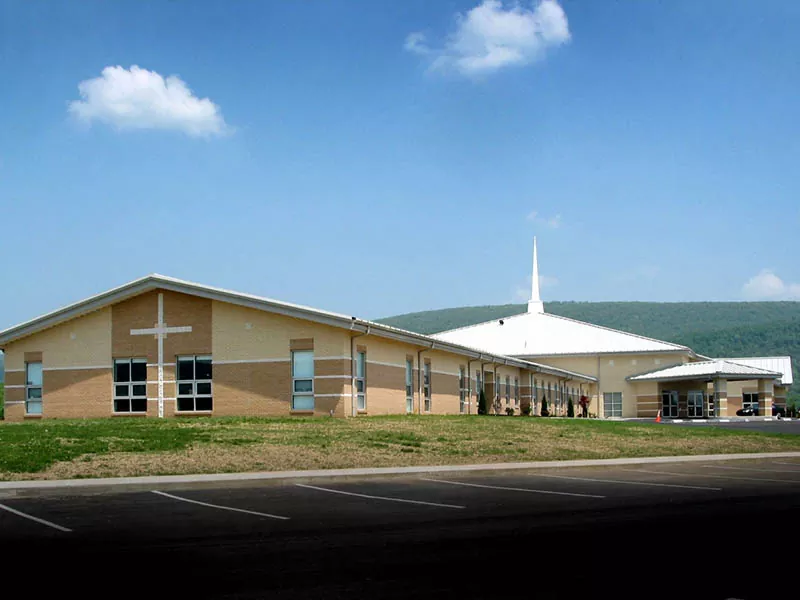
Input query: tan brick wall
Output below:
<box><xmin>362</xmin><ymin>362</ymin><xmax>406</xmax><ymax>415</ymax></box>
<box><xmin>3</xmin><ymin>307</ymin><xmax>112</xmax><ymax>371</ymax></box>
<box><xmin>636</xmin><ymin>395</ymin><xmax>660</xmax><ymax>417</ymax></box>
<box><xmin>112</xmin><ymin>289</ymin><xmax>212</xmax><ymax>363</ymax></box>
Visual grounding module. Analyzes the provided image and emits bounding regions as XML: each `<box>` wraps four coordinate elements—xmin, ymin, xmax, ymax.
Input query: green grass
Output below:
<box><xmin>1</xmin><ymin>415</ymin><xmax>798</xmax><ymax>480</ymax></box>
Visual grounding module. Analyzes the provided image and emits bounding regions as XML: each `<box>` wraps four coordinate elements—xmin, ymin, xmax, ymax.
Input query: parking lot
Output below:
<box><xmin>3</xmin><ymin>457</ymin><xmax>799</xmax><ymax>598</ymax></box>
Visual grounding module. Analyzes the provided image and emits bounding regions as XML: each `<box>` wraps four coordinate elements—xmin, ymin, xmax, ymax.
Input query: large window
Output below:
<box><xmin>475</xmin><ymin>371</ymin><xmax>482</xmax><ymax>404</ymax></box>
<box><xmin>514</xmin><ymin>376</ymin><xmax>520</xmax><ymax>408</ymax></box>
<box><xmin>603</xmin><ymin>392</ymin><xmax>623</xmax><ymax>418</ymax></box>
<box><xmin>459</xmin><ymin>367</ymin><xmax>467</xmax><ymax>414</ymax></box>
<box><xmin>505</xmin><ymin>376</ymin><xmax>511</xmax><ymax>407</ymax></box>
<box><xmin>177</xmin><ymin>355</ymin><xmax>213</xmax><ymax>412</ymax></box>
<box><xmin>661</xmin><ymin>390</ymin><xmax>678</xmax><ymax>418</ymax></box>
<box><xmin>25</xmin><ymin>362</ymin><xmax>43</xmax><ymax>415</ymax></box>
<box><xmin>743</xmin><ymin>392</ymin><xmax>759</xmax><ymax>414</ymax></box>
<box><xmin>114</xmin><ymin>358</ymin><xmax>147</xmax><ymax>413</ymax></box>
<box><xmin>423</xmin><ymin>362</ymin><xmax>431</xmax><ymax>412</ymax></box>
<box><xmin>292</xmin><ymin>350</ymin><xmax>314</xmax><ymax>410</ymax></box>
<box><xmin>355</xmin><ymin>351</ymin><xmax>366</xmax><ymax>411</ymax></box>
<box><xmin>405</xmin><ymin>359</ymin><xmax>414</xmax><ymax>413</ymax></box>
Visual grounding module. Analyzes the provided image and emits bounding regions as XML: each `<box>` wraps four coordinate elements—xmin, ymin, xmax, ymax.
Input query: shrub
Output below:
<box><xmin>540</xmin><ymin>395</ymin><xmax>549</xmax><ymax>417</ymax></box>
<box><xmin>478</xmin><ymin>389</ymin><xmax>487</xmax><ymax>415</ymax></box>
<box><xmin>521</xmin><ymin>404</ymin><xmax>532</xmax><ymax>416</ymax></box>
<box><xmin>567</xmin><ymin>397</ymin><xmax>575</xmax><ymax>417</ymax></box>
<box><xmin>505</xmin><ymin>407</ymin><xmax>514</xmax><ymax>416</ymax></box>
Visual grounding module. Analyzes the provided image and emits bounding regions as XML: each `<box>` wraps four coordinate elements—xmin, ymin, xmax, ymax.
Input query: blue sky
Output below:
<box><xmin>1</xmin><ymin>0</ymin><xmax>799</xmax><ymax>331</ymax></box>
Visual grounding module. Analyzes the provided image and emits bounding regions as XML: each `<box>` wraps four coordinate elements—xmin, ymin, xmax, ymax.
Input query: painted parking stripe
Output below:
<box><xmin>702</xmin><ymin>464</ymin><xmax>800</xmax><ymax>475</ymax></box>
<box><xmin>524</xmin><ymin>472</ymin><xmax>723</xmax><ymax>492</ymax></box>
<box><xmin>0</xmin><ymin>503</ymin><xmax>72</xmax><ymax>532</ymax></box>
<box><xmin>773</xmin><ymin>462</ymin><xmax>800</xmax><ymax>468</ymax></box>
<box><xmin>420</xmin><ymin>478</ymin><xmax>605</xmax><ymax>498</ymax></box>
<box><xmin>151</xmin><ymin>490</ymin><xmax>290</xmax><ymax>520</ymax></box>
<box><xmin>622</xmin><ymin>468</ymin><xmax>799</xmax><ymax>485</ymax></box>
<box><xmin>296</xmin><ymin>483</ymin><xmax>465</xmax><ymax>509</ymax></box>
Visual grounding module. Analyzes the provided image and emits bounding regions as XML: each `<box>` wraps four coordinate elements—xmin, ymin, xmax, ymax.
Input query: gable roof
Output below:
<box><xmin>627</xmin><ymin>359</ymin><xmax>782</xmax><ymax>383</ymax></box>
<box><xmin>432</xmin><ymin>310</ymin><xmax>691</xmax><ymax>358</ymax></box>
<box><xmin>0</xmin><ymin>274</ymin><xmax>596</xmax><ymax>382</ymax></box>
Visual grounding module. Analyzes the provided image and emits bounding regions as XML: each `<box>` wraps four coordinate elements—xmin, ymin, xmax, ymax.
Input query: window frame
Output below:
<box><xmin>505</xmin><ymin>376</ymin><xmax>511</xmax><ymax>406</ymax></box>
<box><xmin>423</xmin><ymin>362</ymin><xmax>431</xmax><ymax>412</ymax></box>
<box><xmin>661</xmin><ymin>390</ymin><xmax>678</xmax><ymax>418</ymax></box>
<box><xmin>743</xmin><ymin>392</ymin><xmax>759</xmax><ymax>413</ymax></box>
<box><xmin>25</xmin><ymin>361</ymin><xmax>43</xmax><ymax>416</ymax></box>
<box><xmin>292</xmin><ymin>350</ymin><xmax>315</xmax><ymax>411</ymax></box>
<box><xmin>113</xmin><ymin>358</ymin><xmax>148</xmax><ymax>414</ymax></box>
<box><xmin>176</xmin><ymin>355</ymin><xmax>213</xmax><ymax>413</ymax></box>
<box><xmin>355</xmin><ymin>351</ymin><xmax>367</xmax><ymax>411</ymax></box>
<box><xmin>604</xmin><ymin>391</ymin><xmax>623</xmax><ymax>418</ymax></box>
<box><xmin>459</xmin><ymin>367</ymin><xmax>467</xmax><ymax>414</ymax></box>
<box><xmin>514</xmin><ymin>376</ymin><xmax>520</xmax><ymax>408</ymax></box>
<box><xmin>405</xmin><ymin>359</ymin><xmax>414</xmax><ymax>413</ymax></box>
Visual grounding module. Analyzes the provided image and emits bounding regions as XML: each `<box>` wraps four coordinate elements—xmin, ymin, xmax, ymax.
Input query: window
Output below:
<box><xmin>532</xmin><ymin>377</ymin><xmax>537</xmax><ymax>414</ymax></box>
<box><xmin>292</xmin><ymin>350</ymin><xmax>314</xmax><ymax>410</ymax></box>
<box><xmin>475</xmin><ymin>371</ymin><xmax>482</xmax><ymax>402</ymax></box>
<box><xmin>177</xmin><ymin>355</ymin><xmax>213</xmax><ymax>412</ymax></box>
<box><xmin>603</xmin><ymin>392</ymin><xmax>623</xmax><ymax>418</ymax></box>
<box><xmin>114</xmin><ymin>358</ymin><xmax>147</xmax><ymax>413</ymax></box>
<box><xmin>423</xmin><ymin>362</ymin><xmax>431</xmax><ymax>412</ymax></box>
<box><xmin>459</xmin><ymin>367</ymin><xmax>467</xmax><ymax>414</ymax></box>
<box><xmin>25</xmin><ymin>362</ymin><xmax>43</xmax><ymax>415</ymax></box>
<box><xmin>405</xmin><ymin>359</ymin><xmax>414</xmax><ymax>413</ymax></box>
<box><xmin>661</xmin><ymin>390</ymin><xmax>678</xmax><ymax>418</ymax></box>
<box><xmin>356</xmin><ymin>351</ymin><xmax>366</xmax><ymax>411</ymax></box>
<box><xmin>743</xmin><ymin>392</ymin><xmax>759</xmax><ymax>414</ymax></box>
<box><xmin>514</xmin><ymin>376</ymin><xmax>520</xmax><ymax>407</ymax></box>
<box><xmin>505</xmin><ymin>376</ymin><xmax>511</xmax><ymax>406</ymax></box>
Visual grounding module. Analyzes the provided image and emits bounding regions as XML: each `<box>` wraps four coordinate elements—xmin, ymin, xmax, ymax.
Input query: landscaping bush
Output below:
<box><xmin>567</xmin><ymin>397</ymin><xmax>575</xmax><ymax>417</ymax></box>
<box><xmin>521</xmin><ymin>404</ymin><xmax>532</xmax><ymax>416</ymax></box>
<box><xmin>478</xmin><ymin>389</ymin><xmax>487</xmax><ymax>415</ymax></box>
<box><xmin>505</xmin><ymin>407</ymin><xmax>514</xmax><ymax>416</ymax></box>
<box><xmin>540</xmin><ymin>395</ymin><xmax>549</xmax><ymax>417</ymax></box>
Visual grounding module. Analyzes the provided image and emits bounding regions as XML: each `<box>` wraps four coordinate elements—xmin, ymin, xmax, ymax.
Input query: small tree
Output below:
<box><xmin>540</xmin><ymin>395</ymin><xmax>549</xmax><ymax>417</ymax></box>
<box><xmin>567</xmin><ymin>397</ymin><xmax>575</xmax><ymax>417</ymax></box>
<box><xmin>478</xmin><ymin>388</ymin><xmax>487</xmax><ymax>415</ymax></box>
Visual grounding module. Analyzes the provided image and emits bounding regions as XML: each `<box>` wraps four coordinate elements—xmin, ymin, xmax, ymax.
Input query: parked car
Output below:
<box><xmin>736</xmin><ymin>406</ymin><xmax>758</xmax><ymax>416</ymax></box>
<box><xmin>773</xmin><ymin>404</ymin><xmax>786</xmax><ymax>418</ymax></box>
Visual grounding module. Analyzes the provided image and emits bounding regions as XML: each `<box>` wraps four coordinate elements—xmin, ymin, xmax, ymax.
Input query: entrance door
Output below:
<box><xmin>661</xmin><ymin>390</ymin><xmax>679</xmax><ymax>418</ymax></box>
<box><xmin>687</xmin><ymin>390</ymin><xmax>704</xmax><ymax>418</ymax></box>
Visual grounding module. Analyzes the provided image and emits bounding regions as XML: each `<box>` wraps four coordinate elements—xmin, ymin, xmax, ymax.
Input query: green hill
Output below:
<box><xmin>376</xmin><ymin>302</ymin><xmax>800</xmax><ymax>406</ymax></box>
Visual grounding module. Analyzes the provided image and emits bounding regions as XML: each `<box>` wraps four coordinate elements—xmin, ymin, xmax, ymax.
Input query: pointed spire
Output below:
<box><xmin>527</xmin><ymin>237</ymin><xmax>545</xmax><ymax>314</ymax></box>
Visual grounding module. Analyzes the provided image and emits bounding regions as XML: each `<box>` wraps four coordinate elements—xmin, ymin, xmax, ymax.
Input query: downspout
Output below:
<box><xmin>349</xmin><ymin>320</ymin><xmax>370</xmax><ymax>418</ymax></box>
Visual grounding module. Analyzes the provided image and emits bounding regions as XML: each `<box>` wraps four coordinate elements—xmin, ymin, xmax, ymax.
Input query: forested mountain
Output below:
<box><xmin>377</xmin><ymin>302</ymin><xmax>800</xmax><ymax>406</ymax></box>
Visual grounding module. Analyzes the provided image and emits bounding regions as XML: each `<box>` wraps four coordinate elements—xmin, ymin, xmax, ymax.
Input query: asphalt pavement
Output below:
<box><xmin>661</xmin><ymin>419</ymin><xmax>800</xmax><ymax>434</ymax></box>
<box><xmin>3</xmin><ymin>457</ymin><xmax>799</xmax><ymax>599</ymax></box>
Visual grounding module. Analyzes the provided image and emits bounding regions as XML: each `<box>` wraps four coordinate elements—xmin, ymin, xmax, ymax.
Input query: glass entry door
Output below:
<box><xmin>687</xmin><ymin>391</ymin><xmax>704</xmax><ymax>418</ymax></box>
<box><xmin>661</xmin><ymin>390</ymin><xmax>679</xmax><ymax>418</ymax></box>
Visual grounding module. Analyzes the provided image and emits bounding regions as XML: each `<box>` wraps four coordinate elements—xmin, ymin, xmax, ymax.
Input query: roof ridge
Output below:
<box><xmin>432</xmin><ymin>308</ymin><xmax>529</xmax><ymax>335</ymax></box>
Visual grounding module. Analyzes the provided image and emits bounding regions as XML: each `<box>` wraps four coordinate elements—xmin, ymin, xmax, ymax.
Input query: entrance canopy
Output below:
<box><xmin>627</xmin><ymin>359</ymin><xmax>782</xmax><ymax>383</ymax></box>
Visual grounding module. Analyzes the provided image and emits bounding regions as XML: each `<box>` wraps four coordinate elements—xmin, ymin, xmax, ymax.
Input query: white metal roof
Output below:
<box><xmin>716</xmin><ymin>357</ymin><xmax>793</xmax><ymax>385</ymax></box>
<box><xmin>432</xmin><ymin>310</ymin><xmax>690</xmax><ymax>358</ymax></box>
<box><xmin>628</xmin><ymin>359</ymin><xmax>782</xmax><ymax>382</ymax></box>
<box><xmin>0</xmin><ymin>274</ymin><xmax>596</xmax><ymax>382</ymax></box>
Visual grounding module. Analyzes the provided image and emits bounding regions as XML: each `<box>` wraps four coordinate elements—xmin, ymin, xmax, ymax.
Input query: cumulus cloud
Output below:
<box><xmin>69</xmin><ymin>65</ymin><xmax>230</xmax><ymax>137</ymax></box>
<box><xmin>526</xmin><ymin>210</ymin><xmax>562</xmax><ymax>229</ymax></box>
<box><xmin>405</xmin><ymin>0</ymin><xmax>570</xmax><ymax>77</ymax></box>
<box><xmin>742</xmin><ymin>269</ymin><xmax>800</xmax><ymax>300</ymax></box>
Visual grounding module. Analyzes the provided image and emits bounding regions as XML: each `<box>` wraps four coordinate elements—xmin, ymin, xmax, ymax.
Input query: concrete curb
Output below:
<box><xmin>2</xmin><ymin>451</ymin><xmax>799</xmax><ymax>497</ymax></box>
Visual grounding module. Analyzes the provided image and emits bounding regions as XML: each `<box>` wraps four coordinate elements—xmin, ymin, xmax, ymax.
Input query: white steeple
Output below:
<box><xmin>527</xmin><ymin>237</ymin><xmax>545</xmax><ymax>314</ymax></box>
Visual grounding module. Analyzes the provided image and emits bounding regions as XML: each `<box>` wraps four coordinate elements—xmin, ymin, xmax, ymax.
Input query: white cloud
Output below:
<box><xmin>514</xmin><ymin>274</ymin><xmax>558</xmax><ymax>301</ymax></box>
<box><xmin>742</xmin><ymin>269</ymin><xmax>800</xmax><ymax>300</ymax></box>
<box><xmin>69</xmin><ymin>65</ymin><xmax>230</xmax><ymax>137</ymax></box>
<box><xmin>405</xmin><ymin>0</ymin><xmax>570</xmax><ymax>77</ymax></box>
<box><xmin>526</xmin><ymin>210</ymin><xmax>562</xmax><ymax>229</ymax></box>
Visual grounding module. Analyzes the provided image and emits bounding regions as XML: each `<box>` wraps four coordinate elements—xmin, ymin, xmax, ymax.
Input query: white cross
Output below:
<box><xmin>130</xmin><ymin>293</ymin><xmax>192</xmax><ymax>418</ymax></box>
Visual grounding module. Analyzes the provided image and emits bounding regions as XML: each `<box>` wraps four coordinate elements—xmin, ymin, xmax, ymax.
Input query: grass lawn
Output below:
<box><xmin>1</xmin><ymin>415</ymin><xmax>799</xmax><ymax>481</ymax></box>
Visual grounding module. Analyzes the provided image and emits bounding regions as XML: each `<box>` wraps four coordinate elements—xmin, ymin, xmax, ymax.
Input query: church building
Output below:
<box><xmin>0</xmin><ymin>241</ymin><xmax>792</xmax><ymax>421</ymax></box>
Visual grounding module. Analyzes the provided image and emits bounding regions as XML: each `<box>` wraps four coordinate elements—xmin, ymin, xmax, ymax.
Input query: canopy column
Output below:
<box><xmin>713</xmin><ymin>378</ymin><xmax>728</xmax><ymax>417</ymax></box>
<box><xmin>758</xmin><ymin>379</ymin><xmax>774</xmax><ymax>417</ymax></box>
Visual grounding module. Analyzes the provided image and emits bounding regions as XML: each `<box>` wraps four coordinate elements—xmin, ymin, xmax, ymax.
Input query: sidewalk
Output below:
<box><xmin>2</xmin><ymin>451</ymin><xmax>799</xmax><ymax>497</ymax></box>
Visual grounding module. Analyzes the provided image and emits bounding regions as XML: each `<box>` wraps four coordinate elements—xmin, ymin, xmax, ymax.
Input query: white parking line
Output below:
<box><xmin>622</xmin><ymin>468</ymin><xmax>799</xmax><ymax>485</ymax></box>
<box><xmin>420</xmin><ymin>478</ymin><xmax>605</xmax><ymax>498</ymax></box>
<box><xmin>773</xmin><ymin>462</ymin><xmax>800</xmax><ymax>468</ymax></box>
<box><xmin>296</xmin><ymin>483</ymin><xmax>465</xmax><ymax>509</ymax></box>
<box><xmin>702</xmin><ymin>464</ymin><xmax>800</xmax><ymax>475</ymax></box>
<box><xmin>151</xmin><ymin>490</ymin><xmax>290</xmax><ymax>520</ymax></box>
<box><xmin>525</xmin><ymin>473</ymin><xmax>723</xmax><ymax>492</ymax></box>
<box><xmin>0</xmin><ymin>503</ymin><xmax>72</xmax><ymax>532</ymax></box>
